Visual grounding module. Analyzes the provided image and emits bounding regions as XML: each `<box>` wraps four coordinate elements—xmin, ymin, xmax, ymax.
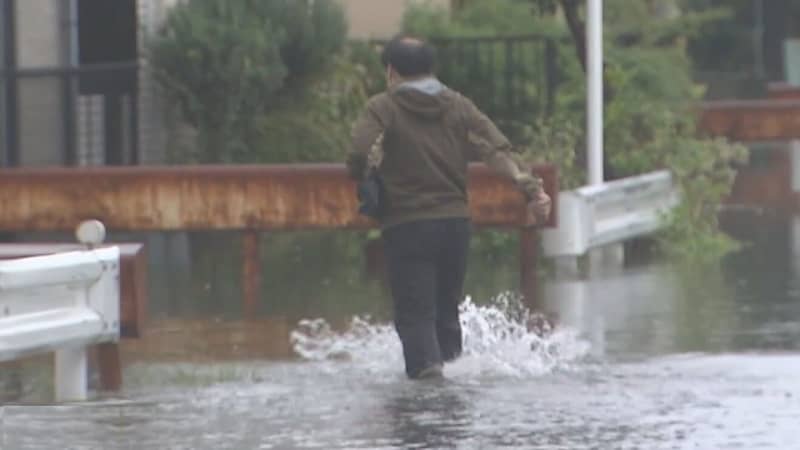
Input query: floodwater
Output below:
<box><xmin>2</xmin><ymin>216</ymin><xmax>800</xmax><ymax>449</ymax></box>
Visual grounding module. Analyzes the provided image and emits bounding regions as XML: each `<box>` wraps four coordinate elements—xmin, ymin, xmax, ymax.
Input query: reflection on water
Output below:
<box><xmin>4</xmin><ymin>354</ymin><xmax>798</xmax><ymax>449</ymax></box>
<box><xmin>2</xmin><ymin>215</ymin><xmax>800</xmax><ymax>448</ymax></box>
<box><xmin>125</xmin><ymin>229</ymin><xmax>521</xmax><ymax>321</ymax></box>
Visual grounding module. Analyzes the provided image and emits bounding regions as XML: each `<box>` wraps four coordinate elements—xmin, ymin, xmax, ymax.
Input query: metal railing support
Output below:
<box><xmin>54</xmin><ymin>346</ymin><xmax>88</xmax><ymax>402</ymax></box>
<box><xmin>543</xmin><ymin>170</ymin><xmax>679</xmax><ymax>258</ymax></box>
<box><xmin>0</xmin><ymin>220</ymin><xmax>120</xmax><ymax>402</ymax></box>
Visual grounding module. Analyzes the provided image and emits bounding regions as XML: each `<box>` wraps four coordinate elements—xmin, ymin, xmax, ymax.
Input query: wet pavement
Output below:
<box><xmin>2</xmin><ymin>219</ymin><xmax>800</xmax><ymax>449</ymax></box>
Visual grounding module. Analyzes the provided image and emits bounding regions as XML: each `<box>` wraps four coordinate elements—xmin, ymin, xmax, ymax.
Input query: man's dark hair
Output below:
<box><xmin>381</xmin><ymin>35</ymin><xmax>436</xmax><ymax>77</ymax></box>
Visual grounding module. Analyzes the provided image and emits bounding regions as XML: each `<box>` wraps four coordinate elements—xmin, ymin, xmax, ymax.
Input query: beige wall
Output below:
<box><xmin>15</xmin><ymin>0</ymin><xmax>66</xmax><ymax>166</ymax></box>
<box><xmin>15</xmin><ymin>0</ymin><xmax>64</xmax><ymax>68</ymax></box>
<box><xmin>10</xmin><ymin>0</ymin><xmax>452</xmax><ymax>167</ymax></box>
<box><xmin>339</xmin><ymin>0</ymin><xmax>451</xmax><ymax>39</ymax></box>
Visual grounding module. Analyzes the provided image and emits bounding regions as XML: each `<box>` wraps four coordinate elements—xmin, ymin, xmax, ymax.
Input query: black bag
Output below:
<box><xmin>357</xmin><ymin>168</ymin><xmax>384</xmax><ymax>220</ymax></box>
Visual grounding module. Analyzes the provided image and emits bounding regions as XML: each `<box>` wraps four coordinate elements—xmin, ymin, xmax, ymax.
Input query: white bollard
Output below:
<box><xmin>54</xmin><ymin>346</ymin><xmax>88</xmax><ymax>402</ymax></box>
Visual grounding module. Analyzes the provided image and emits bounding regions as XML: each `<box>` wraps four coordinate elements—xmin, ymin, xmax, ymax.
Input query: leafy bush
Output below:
<box><xmin>403</xmin><ymin>1</ymin><xmax>571</xmax><ymax>142</ymax></box>
<box><xmin>248</xmin><ymin>43</ymin><xmax>384</xmax><ymax>163</ymax></box>
<box><xmin>148</xmin><ymin>0</ymin><xmax>347</xmax><ymax>163</ymax></box>
<box><xmin>405</xmin><ymin>0</ymin><xmax>749</xmax><ymax>261</ymax></box>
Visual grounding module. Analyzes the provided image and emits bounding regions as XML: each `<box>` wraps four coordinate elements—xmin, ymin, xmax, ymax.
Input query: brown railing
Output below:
<box><xmin>0</xmin><ymin>162</ymin><xmax>557</xmax><ymax>390</ymax></box>
<box><xmin>0</xmin><ymin>162</ymin><xmax>557</xmax><ymax>310</ymax></box>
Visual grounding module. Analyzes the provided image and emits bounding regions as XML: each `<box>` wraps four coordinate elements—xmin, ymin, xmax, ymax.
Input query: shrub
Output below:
<box><xmin>148</xmin><ymin>0</ymin><xmax>347</xmax><ymax>163</ymax></box>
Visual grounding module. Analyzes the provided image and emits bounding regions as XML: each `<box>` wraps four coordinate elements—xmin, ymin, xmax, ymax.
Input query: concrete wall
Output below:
<box><xmin>15</xmin><ymin>0</ymin><xmax>67</xmax><ymax>166</ymax></box>
<box><xmin>338</xmin><ymin>0</ymin><xmax>451</xmax><ymax>39</ymax></box>
<box><xmin>15</xmin><ymin>0</ymin><xmax>65</xmax><ymax>68</ymax></box>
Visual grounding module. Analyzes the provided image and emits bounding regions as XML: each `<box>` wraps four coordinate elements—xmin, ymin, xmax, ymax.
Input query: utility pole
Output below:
<box><xmin>586</xmin><ymin>0</ymin><xmax>603</xmax><ymax>186</ymax></box>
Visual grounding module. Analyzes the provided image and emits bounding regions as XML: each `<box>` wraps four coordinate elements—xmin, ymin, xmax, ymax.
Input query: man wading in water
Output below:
<box><xmin>348</xmin><ymin>36</ymin><xmax>551</xmax><ymax>379</ymax></box>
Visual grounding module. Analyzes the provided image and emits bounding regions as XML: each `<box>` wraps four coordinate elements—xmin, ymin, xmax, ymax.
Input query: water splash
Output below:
<box><xmin>290</xmin><ymin>292</ymin><xmax>591</xmax><ymax>379</ymax></box>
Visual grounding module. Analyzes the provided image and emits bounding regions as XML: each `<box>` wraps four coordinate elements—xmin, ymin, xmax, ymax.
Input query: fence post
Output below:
<box><xmin>76</xmin><ymin>220</ymin><xmax>123</xmax><ymax>394</ymax></box>
<box><xmin>242</xmin><ymin>231</ymin><xmax>262</xmax><ymax>316</ymax></box>
<box><xmin>520</xmin><ymin>227</ymin><xmax>539</xmax><ymax>309</ymax></box>
<box><xmin>96</xmin><ymin>342</ymin><xmax>122</xmax><ymax>392</ymax></box>
<box><xmin>54</xmin><ymin>346</ymin><xmax>88</xmax><ymax>402</ymax></box>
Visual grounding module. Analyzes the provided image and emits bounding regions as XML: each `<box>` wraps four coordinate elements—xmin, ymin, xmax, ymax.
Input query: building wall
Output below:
<box><xmin>135</xmin><ymin>0</ymin><xmax>452</xmax><ymax>165</ymax></box>
<box><xmin>8</xmin><ymin>0</ymin><xmax>455</xmax><ymax>167</ymax></box>
<box><xmin>6</xmin><ymin>0</ymin><xmax>451</xmax><ymax>167</ymax></box>
<box><xmin>338</xmin><ymin>0</ymin><xmax>450</xmax><ymax>39</ymax></box>
<box><xmin>15</xmin><ymin>0</ymin><xmax>67</xmax><ymax>166</ymax></box>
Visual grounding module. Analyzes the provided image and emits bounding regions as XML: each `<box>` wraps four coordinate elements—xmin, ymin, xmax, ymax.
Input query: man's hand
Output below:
<box><xmin>525</xmin><ymin>190</ymin><xmax>552</xmax><ymax>226</ymax></box>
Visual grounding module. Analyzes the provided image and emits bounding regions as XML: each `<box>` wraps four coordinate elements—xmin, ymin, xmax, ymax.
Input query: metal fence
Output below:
<box><xmin>431</xmin><ymin>35</ymin><xmax>561</xmax><ymax>122</ymax></box>
<box><xmin>1</xmin><ymin>61</ymin><xmax>139</xmax><ymax>167</ymax></box>
<box><xmin>0</xmin><ymin>36</ymin><xmax>560</xmax><ymax>168</ymax></box>
<box><xmin>372</xmin><ymin>34</ymin><xmax>563</xmax><ymax>130</ymax></box>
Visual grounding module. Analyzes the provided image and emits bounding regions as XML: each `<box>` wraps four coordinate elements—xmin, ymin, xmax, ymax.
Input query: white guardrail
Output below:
<box><xmin>0</xmin><ymin>221</ymin><xmax>120</xmax><ymax>402</ymax></box>
<box><xmin>542</xmin><ymin>170</ymin><xmax>680</xmax><ymax>257</ymax></box>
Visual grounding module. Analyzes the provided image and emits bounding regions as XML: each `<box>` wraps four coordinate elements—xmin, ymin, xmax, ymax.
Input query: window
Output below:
<box><xmin>78</xmin><ymin>0</ymin><xmax>136</xmax><ymax>65</ymax></box>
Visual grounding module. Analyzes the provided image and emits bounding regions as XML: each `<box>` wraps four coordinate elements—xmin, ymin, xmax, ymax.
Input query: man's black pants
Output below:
<box><xmin>382</xmin><ymin>218</ymin><xmax>471</xmax><ymax>378</ymax></box>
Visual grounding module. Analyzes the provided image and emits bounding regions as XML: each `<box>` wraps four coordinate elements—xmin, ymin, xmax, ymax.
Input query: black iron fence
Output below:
<box><xmin>371</xmin><ymin>34</ymin><xmax>565</xmax><ymax>141</ymax></box>
<box><xmin>1</xmin><ymin>61</ymin><xmax>139</xmax><ymax>167</ymax></box>
<box><xmin>431</xmin><ymin>35</ymin><xmax>561</xmax><ymax>121</ymax></box>
<box><xmin>0</xmin><ymin>36</ymin><xmax>562</xmax><ymax>168</ymax></box>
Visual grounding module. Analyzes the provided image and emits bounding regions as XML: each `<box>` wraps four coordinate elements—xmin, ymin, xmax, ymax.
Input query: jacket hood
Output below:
<box><xmin>390</xmin><ymin>78</ymin><xmax>451</xmax><ymax>119</ymax></box>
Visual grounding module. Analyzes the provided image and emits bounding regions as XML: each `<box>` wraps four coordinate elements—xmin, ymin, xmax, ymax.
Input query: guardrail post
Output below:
<box><xmin>520</xmin><ymin>227</ymin><xmax>539</xmax><ymax>308</ymax></box>
<box><xmin>76</xmin><ymin>220</ymin><xmax>123</xmax><ymax>394</ymax></box>
<box><xmin>791</xmin><ymin>140</ymin><xmax>800</xmax><ymax>192</ymax></box>
<box><xmin>242</xmin><ymin>231</ymin><xmax>262</xmax><ymax>316</ymax></box>
<box><xmin>587</xmin><ymin>243</ymin><xmax>625</xmax><ymax>277</ymax></box>
<box><xmin>56</xmin><ymin>220</ymin><xmax>112</xmax><ymax>401</ymax></box>
<box><xmin>54</xmin><ymin>346</ymin><xmax>87</xmax><ymax>402</ymax></box>
<box><xmin>96</xmin><ymin>342</ymin><xmax>122</xmax><ymax>392</ymax></box>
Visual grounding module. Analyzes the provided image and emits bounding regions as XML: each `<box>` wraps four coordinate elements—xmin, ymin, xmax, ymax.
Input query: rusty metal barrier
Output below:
<box><xmin>0</xmin><ymin>163</ymin><xmax>556</xmax><ymax>231</ymax></box>
<box><xmin>699</xmin><ymin>99</ymin><xmax>800</xmax><ymax>142</ymax></box>
<box><xmin>0</xmin><ymin>163</ymin><xmax>557</xmax><ymax>389</ymax></box>
<box><xmin>0</xmin><ymin>162</ymin><xmax>556</xmax><ymax>309</ymax></box>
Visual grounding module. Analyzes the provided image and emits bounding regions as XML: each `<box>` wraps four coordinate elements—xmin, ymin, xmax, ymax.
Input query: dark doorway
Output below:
<box><xmin>78</xmin><ymin>0</ymin><xmax>137</xmax><ymax>65</ymax></box>
<box><xmin>77</xmin><ymin>0</ymin><xmax>138</xmax><ymax>165</ymax></box>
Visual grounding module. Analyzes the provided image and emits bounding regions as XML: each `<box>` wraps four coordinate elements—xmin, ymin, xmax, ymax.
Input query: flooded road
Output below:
<box><xmin>2</xmin><ymin>219</ymin><xmax>800</xmax><ymax>449</ymax></box>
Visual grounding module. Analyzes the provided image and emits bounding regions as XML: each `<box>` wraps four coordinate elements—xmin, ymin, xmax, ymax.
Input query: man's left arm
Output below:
<box><xmin>348</xmin><ymin>98</ymin><xmax>389</xmax><ymax>181</ymax></box>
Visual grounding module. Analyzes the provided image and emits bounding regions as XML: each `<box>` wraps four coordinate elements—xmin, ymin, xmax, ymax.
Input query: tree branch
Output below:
<box><xmin>560</xmin><ymin>0</ymin><xmax>587</xmax><ymax>71</ymax></box>
<box><xmin>559</xmin><ymin>0</ymin><xmax>615</xmax><ymax>103</ymax></box>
